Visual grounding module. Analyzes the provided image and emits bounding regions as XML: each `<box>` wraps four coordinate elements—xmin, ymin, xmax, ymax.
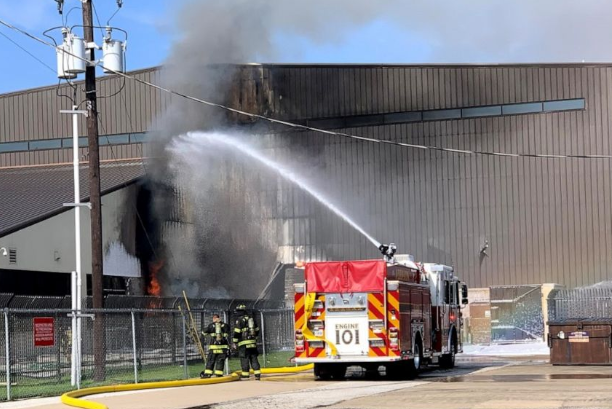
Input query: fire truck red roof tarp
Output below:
<box><xmin>305</xmin><ymin>260</ymin><xmax>386</xmax><ymax>293</ymax></box>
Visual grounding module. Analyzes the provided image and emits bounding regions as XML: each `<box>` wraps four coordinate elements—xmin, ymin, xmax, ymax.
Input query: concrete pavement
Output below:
<box><xmin>332</xmin><ymin>363</ymin><xmax>612</xmax><ymax>409</ymax></box>
<box><xmin>7</xmin><ymin>357</ymin><xmax>612</xmax><ymax>409</ymax></box>
<box><xmin>7</xmin><ymin>376</ymin><xmax>316</xmax><ymax>409</ymax></box>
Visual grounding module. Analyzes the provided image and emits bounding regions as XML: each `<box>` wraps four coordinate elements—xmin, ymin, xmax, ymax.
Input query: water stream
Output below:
<box><xmin>171</xmin><ymin>131</ymin><xmax>381</xmax><ymax>249</ymax></box>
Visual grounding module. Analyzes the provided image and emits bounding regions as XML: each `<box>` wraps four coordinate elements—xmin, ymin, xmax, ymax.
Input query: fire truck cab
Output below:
<box><xmin>294</xmin><ymin>255</ymin><xmax>467</xmax><ymax>380</ymax></box>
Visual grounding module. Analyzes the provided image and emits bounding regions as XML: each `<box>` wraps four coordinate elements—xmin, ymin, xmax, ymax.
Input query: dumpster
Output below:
<box><xmin>548</xmin><ymin>319</ymin><xmax>612</xmax><ymax>365</ymax></box>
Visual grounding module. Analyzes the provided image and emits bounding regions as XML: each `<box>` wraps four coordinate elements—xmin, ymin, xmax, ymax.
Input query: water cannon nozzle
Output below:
<box><xmin>379</xmin><ymin>243</ymin><xmax>397</xmax><ymax>262</ymax></box>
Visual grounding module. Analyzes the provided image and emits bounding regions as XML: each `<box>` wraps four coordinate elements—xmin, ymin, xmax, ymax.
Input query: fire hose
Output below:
<box><xmin>60</xmin><ymin>364</ymin><xmax>314</xmax><ymax>409</ymax></box>
<box><xmin>301</xmin><ymin>293</ymin><xmax>338</xmax><ymax>356</ymax></box>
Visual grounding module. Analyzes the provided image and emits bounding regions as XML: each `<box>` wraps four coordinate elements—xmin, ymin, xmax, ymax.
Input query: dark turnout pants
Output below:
<box><xmin>204</xmin><ymin>350</ymin><xmax>227</xmax><ymax>377</ymax></box>
<box><xmin>239</xmin><ymin>345</ymin><xmax>261</xmax><ymax>379</ymax></box>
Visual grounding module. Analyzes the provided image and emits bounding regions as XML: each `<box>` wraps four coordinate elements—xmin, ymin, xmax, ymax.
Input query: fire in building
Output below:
<box><xmin>1</xmin><ymin>64</ymin><xmax>611</xmax><ymax>304</ymax></box>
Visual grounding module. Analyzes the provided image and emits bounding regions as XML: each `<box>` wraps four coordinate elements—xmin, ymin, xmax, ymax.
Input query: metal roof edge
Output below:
<box><xmin>0</xmin><ymin>176</ymin><xmax>142</xmax><ymax>239</ymax></box>
<box><xmin>4</xmin><ymin>62</ymin><xmax>612</xmax><ymax>97</ymax></box>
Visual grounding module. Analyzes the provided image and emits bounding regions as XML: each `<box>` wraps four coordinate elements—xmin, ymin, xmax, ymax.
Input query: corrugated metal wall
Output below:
<box><xmin>0</xmin><ymin>67</ymin><xmax>164</xmax><ymax>141</ymax></box>
<box><xmin>0</xmin><ymin>67</ymin><xmax>165</xmax><ymax>167</ymax></box>
<box><xmin>238</xmin><ymin>65</ymin><xmax>612</xmax><ymax>289</ymax></box>
<box><xmin>2</xmin><ymin>64</ymin><xmax>611</xmax><ymax>288</ymax></box>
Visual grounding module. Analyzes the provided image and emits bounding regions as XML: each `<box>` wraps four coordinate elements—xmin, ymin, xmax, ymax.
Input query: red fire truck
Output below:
<box><xmin>294</xmin><ymin>251</ymin><xmax>468</xmax><ymax>379</ymax></box>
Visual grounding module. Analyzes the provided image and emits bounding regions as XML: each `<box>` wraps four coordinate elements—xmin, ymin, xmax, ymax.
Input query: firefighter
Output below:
<box><xmin>232</xmin><ymin>304</ymin><xmax>261</xmax><ymax>380</ymax></box>
<box><xmin>200</xmin><ymin>313</ymin><xmax>230</xmax><ymax>378</ymax></box>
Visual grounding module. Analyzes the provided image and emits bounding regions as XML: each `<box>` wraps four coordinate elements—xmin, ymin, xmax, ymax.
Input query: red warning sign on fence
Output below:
<box><xmin>33</xmin><ymin>317</ymin><xmax>55</xmax><ymax>347</ymax></box>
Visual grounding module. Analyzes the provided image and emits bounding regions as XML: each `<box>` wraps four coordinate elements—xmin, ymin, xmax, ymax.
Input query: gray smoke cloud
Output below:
<box><xmin>149</xmin><ymin>0</ymin><xmax>406</xmax><ymax>298</ymax></box>
<box><xmin>385</xmin><ymin>0</ymin><xmax>612</xmax><ymax>63</ymax></box>
<box><xmin>159</xmin><ymin>0</ymin><xmax>612</xmax><ymax>68</ymax></box>
<box><xmin>153</xmin><ymin>0</ymin><xmax>612</xmax><ymax>145</ymax></box>
<box><xmin>149</xmin><ymin>0</ymin><xmax>611</xmax><ymax>298</ymax></box>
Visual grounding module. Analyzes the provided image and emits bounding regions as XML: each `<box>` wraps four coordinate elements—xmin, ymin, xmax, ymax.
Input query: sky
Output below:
<box><xmin>0</xmin><ymin>0</ymin><xmax>611</xmax><ymax>94</ymax></box>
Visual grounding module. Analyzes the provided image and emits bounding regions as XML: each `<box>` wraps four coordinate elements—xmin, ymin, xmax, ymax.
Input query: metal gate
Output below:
<box><xmin>490</xmin><ymin>285</ymin><xmax>543</xmax><ymax>343</ymax></box>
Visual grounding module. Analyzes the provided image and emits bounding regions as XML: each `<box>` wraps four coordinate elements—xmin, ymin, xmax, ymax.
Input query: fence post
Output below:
<box><xmin>55</xmin><ymin>311</ymin><xmax>61</xmax><ymax>381</ymax></box>
<box><xmin>131</xmin><ymin>311</ymin><xmax>138</xmax><ymax>383</ymax></box>
<box><xmin>171</xmin><ymin>313</ymin><xmax>177</xmax><ymax>364</ymax></box>
<box><xmin>223</xmin><ymin>311</ymin><xmax>229</xmax><ymax>375</ymax></box>
<box><xmin>181</xmin><ymin>314</ymin><xmax>187</xmax><ymax>379</ymax></box>
<box><xmin>260</xmin><ymin>311</ymin><xmax>266</xmax><ymax>368</ymax></box>
<box><xmin>4</xmin><ymin>310</ymin><xmax>10</xmax><ymax>401</ymax></box>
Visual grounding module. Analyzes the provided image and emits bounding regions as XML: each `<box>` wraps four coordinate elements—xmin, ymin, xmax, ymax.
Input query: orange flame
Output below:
<box><xmin>147</xmin><ymin>260</ymin><xmax>164</xmax><ymax>296</ymax></box>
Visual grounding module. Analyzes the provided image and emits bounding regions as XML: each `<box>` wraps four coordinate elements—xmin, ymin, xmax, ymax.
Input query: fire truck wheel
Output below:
<box><xmin>403</xmin><ymin>337</ymin><xmax>423</xmax><ymax>380</ymax></box>
<box><xmin>440</xmin><ymin>337</ymin><xmax>457</xmax><ymax>369</ymax></box>
<box><xmin>410</xmin><ymin>340</ymin><xmax>422</xmax><ymax>378</ymax></box>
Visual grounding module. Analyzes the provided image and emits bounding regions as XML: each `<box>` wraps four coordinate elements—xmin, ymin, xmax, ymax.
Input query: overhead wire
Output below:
<box><xmin>91</xmin><ymin>1</ymin><xmax>106</xmax><ymax>39</ymax></box>
<box><xmin>63</xmin><ymin>7</ymin><xmax>82</xmax><ymax>28</ymax></box>
<box><xmin>55</xmin><ymin>79</ymin><xmax>79</xmax><ymax>105</ymax></box>
<box><xmin>1</xmin><ymin>17</ymin><xmax>612</xmax><ymax>160</ymax></box>
<box><xmin>107</xmin><ymin>1</ymin><xmax>123</xmax><ymax>26</ymax></box>
<box><xmin>0</xmin><ymin>29</ymin><xmax>55</xmax><ymax>73</ymax></box>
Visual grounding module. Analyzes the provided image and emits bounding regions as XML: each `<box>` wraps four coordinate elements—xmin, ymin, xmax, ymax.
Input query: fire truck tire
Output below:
<box><xmin>440</xmin><ymin>334</ymin><xmax>457</xmax><ymax>369</ymax></box>
<box><xmin>314</xmin><ymin>363</ymin><xmax>346</xmax><ymax>380</ymax></box>
<box><xmin>406</xmin><ymin>339</ymin><xmax>423</xmax><ymax>379</ymax></box>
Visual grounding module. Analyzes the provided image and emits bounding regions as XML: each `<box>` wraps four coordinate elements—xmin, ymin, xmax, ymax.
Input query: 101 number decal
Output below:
<box><xmin>335</xmin><ymin>328</ymin><xmax>360</xmax><ymax>345</ymax></box>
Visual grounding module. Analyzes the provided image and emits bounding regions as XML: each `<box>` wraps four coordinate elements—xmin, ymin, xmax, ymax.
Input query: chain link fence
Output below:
<box><xmin>0</xmin><ymin>307</ymin><xmax>295</xmax><ymax>401</ymax></box>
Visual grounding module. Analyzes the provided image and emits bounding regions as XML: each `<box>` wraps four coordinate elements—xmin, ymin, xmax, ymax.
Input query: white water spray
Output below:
<box><xmin>171</xmin><ymin>131</ymin><xmax>382</xmax><ymax>250</ymax></box>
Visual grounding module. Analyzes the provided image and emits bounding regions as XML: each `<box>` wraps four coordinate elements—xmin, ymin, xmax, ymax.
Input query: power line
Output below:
<box><xmin>107</xmin><ymin>1</ymin><xmax>123</xmax><ymax>26</ymax></box>
<box><xmin>91</xmin><ymin>2</ymin><xmax>106</xmax><ymax>39</ymax></box>
<box><xmin>1</xmin><ymin>17</ymin><xmax>612</xmax><ymax>160</ymax></box>
<box><xmin>0</xmin><ymin>29</ymin><xmax>55</xmax><ymax>73</ymax></box>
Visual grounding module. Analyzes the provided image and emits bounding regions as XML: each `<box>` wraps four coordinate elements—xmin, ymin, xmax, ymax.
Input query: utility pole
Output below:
<box><xmin>81</xmin><ymin>0</ymin><xmax>105</xmax><ymax>381</ymax></box>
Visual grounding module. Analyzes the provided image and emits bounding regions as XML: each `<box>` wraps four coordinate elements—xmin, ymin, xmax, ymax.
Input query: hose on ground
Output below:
<box><xmin>61</xmin><ymin>364</ymin><xmax>314</xmax><ymax>409</ymax></box>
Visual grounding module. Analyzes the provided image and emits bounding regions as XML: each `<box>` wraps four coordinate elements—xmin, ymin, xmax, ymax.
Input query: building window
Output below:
<box><xmin>423</xmin><ymin>109</ymin><xmax>461</xmax><ymax>121</ymax></box>
<box><xmin>100</xmin><ymin>134</ymin><xmax>130</xmax><ymax>145</ymax></box>
<box><xmin>29</xmin><ymin>139</ymin><xmax>62</xmax><ymax>151</ymax></box>
<box><xmin>0</xmin><ymin>141</ymin><xmax>28</xmax><ymax>153</ymax></box>
<box><xmin>502</xmin><ymin>102</ymin><xmax>543</xmax><ymax>115</ymax></box>
<box><xmin>62</xmin><ymin>137</ymin><xmax>88</xmax><ymax>148</ymax></box>
<box><xmin>346</xmin><ymin>114</ymin><xmax>384</xmax><ymax>127</ymax></box>
<box><xmin>130</xmin><ymin>133</ymin><xmax>148</xmax><ymax>143</ymax></box>
<box><xmin>543</xmin><ymin>99</ymin><xmax>585</xmax><ymax>112</ymax></box>
<box><xmin>384</xmin><ymin>111</ymin><xmax>422</xmax><ymax>124</ymax></box>
<box><xmin>462</xmin><ymin>105</ymin><xmax>502</xmax><ymax>118</ymax></box>
<box><xmin>307</xmin><ymin>117</ymin><xmax>346</xmax><ymax>129</ymax></box>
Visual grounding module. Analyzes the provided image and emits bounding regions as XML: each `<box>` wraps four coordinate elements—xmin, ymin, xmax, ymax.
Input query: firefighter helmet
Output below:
<box><xmin>235</xmin><ymin>304</ymin><xmax>247</xmax><ymax>312</ymax></box>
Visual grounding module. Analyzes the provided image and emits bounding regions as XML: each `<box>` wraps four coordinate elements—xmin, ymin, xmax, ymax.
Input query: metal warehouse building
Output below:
<box><xmin>1</xmin><ymin>64</ymin><xmax>611</xmax><ymax>296</ymax></box>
